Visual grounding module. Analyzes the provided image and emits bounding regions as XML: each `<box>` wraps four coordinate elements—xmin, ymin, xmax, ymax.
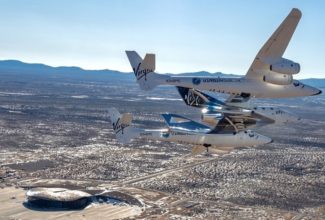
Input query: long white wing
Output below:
<box><xmin>246</xmin><ymin>8</ymin><xmax>302</xmax><ymax>80</ymax></box>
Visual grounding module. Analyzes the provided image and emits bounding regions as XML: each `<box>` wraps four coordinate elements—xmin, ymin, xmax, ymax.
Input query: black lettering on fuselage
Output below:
<box><xmin>166</xmin><ymin>79</ymin><xmax>180</xmax><ymax>83</ymax></box>
<box><xmin>202</xmin><ymin>78</ymin><xmax>241</xmax><ymax>83</ymax></box>
<box><xmin>140</xmin><ymin>132</ymin><xmax>152</xmax><ymax>136</ymax></box>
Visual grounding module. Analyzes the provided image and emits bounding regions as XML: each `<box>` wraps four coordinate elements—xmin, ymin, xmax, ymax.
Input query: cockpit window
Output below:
<box><xmin>276</xmin><ymin>110</ymin><xmax>284</xmax><ymax>114</ymax></box>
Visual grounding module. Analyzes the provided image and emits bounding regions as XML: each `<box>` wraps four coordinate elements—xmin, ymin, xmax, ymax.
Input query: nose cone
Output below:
<box><xmin>311</xmin><ymin>89</ymin><xmax>322</xmax><ymax>96</ymax></box>
<box><xmin>285</xmin><ymin>112</ymin><xmax>301</xmax><ymax>123</ymax></box>
<box><xmin>259</xmin><ymin>134</ymin><xmax>273</xmax><ymax>145</ymax></box>
<box><xmin>243</xmin><ymin>131</ymin><xmax>273</xmax><ymax>146</ymax></box>
<box><xmin>305</xmin><ymin>84</ymin><xmax>322</xmax><ymax>96</ymax></box>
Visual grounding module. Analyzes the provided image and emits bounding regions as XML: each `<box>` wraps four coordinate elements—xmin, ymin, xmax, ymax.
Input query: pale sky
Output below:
<box><xmin>0</xmin><ymin>0</ymin><xmax>324</xmax><ymax>78</ymax></box>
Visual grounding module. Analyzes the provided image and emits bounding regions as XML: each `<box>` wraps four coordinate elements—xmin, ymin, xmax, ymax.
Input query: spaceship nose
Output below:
<box><xmin>264</xmin><ymin>137</ymin><xmax>273</xmax><ymax>144</ymax></box>
<box><xmin>259</xmin><ymin>135</ymin><xmax>273</xmax><ymax>145</ymax></box>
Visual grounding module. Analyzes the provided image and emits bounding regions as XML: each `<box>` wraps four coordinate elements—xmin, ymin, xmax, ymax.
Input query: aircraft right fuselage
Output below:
<box><xmin>150</xmin><ymin>74</ymin><xmax>321</xmax><ymax>98</ymax></box>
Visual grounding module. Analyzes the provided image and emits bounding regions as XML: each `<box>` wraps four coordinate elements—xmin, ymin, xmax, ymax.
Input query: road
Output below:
<box><xmin>122</xmin><ymin>156</ymin><xmax>219</xmax><ymax>184</ymax></box>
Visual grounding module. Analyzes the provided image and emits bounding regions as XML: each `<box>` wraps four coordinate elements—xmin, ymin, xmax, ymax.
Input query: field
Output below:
<box><xmin>0</xmin><ymin>71</ymin><xmax>324</xmax><ymax>219</ymax></box>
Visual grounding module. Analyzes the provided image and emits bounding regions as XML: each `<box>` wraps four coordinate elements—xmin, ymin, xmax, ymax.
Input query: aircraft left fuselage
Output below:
<box><xmin>138</xmin><ymin>129</ymin><xmax>272</xmax><ymax>148</ymax></box>
<box><xmin>107</xmin><ymin>108</ymin><xmax>273</xmax><ymax>150</ymax></box>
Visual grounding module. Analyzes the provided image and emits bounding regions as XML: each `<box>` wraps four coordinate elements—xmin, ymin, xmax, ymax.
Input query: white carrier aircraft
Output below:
<box><xmin>176</xmin><ymin>86</ymin><xmax>299</xmax><ymax>131</ymax></box>
<box><xmin>126</xmin><ymin>8</ymin><xmax>321</xmax><ymax>99</ymax></box>
<box><xmin>107</xmin><ymin>108</ymin><xmax>272</xmax><ymax>154</ymax></box>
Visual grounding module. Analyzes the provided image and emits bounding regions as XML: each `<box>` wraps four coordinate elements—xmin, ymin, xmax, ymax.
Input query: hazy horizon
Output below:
<box><xmin>0</xmin><ymin>58</ymin><xmax>324</xmax><ymax>80</ymax></box>
<box><xmin>0</xmin><ymin>0</ymin><xmax>324</xmax><ymax>79</ymax></box>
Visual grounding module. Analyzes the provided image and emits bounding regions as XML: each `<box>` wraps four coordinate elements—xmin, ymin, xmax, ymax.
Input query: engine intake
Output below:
<box><xmin>269</xmin><ymin>58</ymin><xmax>300</xmax><ymax>75</ymax></box>
<box><xmin>263</xmin><ymin>73</ymin><xmax>293</xmax><ymax>85</ymax></box>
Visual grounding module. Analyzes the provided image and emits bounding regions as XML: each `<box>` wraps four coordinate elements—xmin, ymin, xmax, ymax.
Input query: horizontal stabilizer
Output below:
<box><xmin>142</xmin><ymin>53</ymin><xmax>155</xmax><ymax>73</ymax></box>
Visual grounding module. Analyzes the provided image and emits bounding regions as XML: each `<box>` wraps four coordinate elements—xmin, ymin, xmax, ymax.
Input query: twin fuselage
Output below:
<box><xmin>131</xmin><ymin>74</ymin><xmax>314</xmax><ymax>149</ymax></box>
<box><xmin>122</xmin><ymin>8</ymin><xmax>322</xmax><ymax>151</ymax></box>
<box><xmin>128</xmin><ymin>73</ymin><xmax>319</xmax><ymax>149</ymax></box>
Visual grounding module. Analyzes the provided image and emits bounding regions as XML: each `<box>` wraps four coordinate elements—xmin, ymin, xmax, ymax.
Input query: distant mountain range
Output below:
<box><xmin>0</xmin><ymin>60</ymin><xmax>324</xmax><ymax>87</ymax></box>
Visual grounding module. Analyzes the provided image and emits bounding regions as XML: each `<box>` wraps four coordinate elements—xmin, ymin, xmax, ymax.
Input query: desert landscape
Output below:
<box><xmin>0</xmin><ymin>64</ymin><xmax>324</xmax><ymax>219</ymax></box>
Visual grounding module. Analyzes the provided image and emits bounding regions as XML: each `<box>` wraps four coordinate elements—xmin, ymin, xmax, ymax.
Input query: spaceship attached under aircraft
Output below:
<box><xmin>109</xmin><ymin>8</ymin><xmax>322</xmax><ymax>154</ymax></box>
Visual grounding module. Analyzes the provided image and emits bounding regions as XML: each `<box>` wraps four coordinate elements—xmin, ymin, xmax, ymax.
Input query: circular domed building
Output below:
<box><xmin>26</xmin><ymin>188</ymin><xmax>92</xmax><ymax>210</ymax></box>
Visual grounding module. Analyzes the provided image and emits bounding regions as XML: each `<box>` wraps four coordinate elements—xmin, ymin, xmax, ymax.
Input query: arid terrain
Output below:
<box><xmin>0</xmin><ymin>68</ymin><xmax>324</xmax><ymax>219</ymax></box>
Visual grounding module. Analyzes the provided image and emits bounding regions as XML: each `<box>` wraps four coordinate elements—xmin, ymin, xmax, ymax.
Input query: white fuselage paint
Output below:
<box><xmin>252</xmin><ymin>107</ymin><xmax>300</xmax><ymax>124</ymax></box>
<box><xmin>150</xmin><ymin>74</ymin><xmax>321</xmax><ymax>98</ymax></box>
<box><xmin>136</xmin><ymin>129</ymin><xmax>272</xmax><ymax>148</ymax></box>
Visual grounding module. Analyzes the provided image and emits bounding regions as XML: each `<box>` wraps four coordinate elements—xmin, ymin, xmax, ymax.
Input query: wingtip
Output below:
<box><xmin>161</xmin><ymin>113</ymin><xmax>173</xmax><ymax>125</ymax></box>
<box><xmin>291</xmin><ymin>8</ymin><xmax>302</xmax><ymax>18</ymax></box>
<box><xmin>107</xmin><ymin>107</ymin><xmax>119</xmax><ymax>114</ymax></box>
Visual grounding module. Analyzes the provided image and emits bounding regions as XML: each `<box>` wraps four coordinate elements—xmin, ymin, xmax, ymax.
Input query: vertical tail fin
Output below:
<box><xmin>125</xmin><ymin>51</ymin><xmax>163</xmax><ymax>91</ymax></box>
<box><xmin>107</xmin><ymin>108</ymin><xmax>140</xmax><ymax>144</ymax></box>
<box><xmin>125</xmin><ymin>50</ymin><xmax>143</xmax><ymax>73</ymax></box>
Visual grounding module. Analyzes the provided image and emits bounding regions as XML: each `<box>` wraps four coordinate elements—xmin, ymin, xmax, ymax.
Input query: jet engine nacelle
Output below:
<box><xmin>269</xmin><ymin>58</ymin><xmax>300</xmax><ymax>75</ymax></box>
<box><xmin>263</xmin><ymin>73</ymin><xmax>293</xmax><ymax>85</ymax></box>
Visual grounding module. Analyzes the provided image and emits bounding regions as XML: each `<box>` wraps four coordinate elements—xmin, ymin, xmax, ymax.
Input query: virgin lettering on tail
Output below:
<box><xmin>112</xmin><ymin>118</ymin><xmax>128</xmax><ymax>134</ymax></box>
<box><xmin>108</xmin><ymin>108</ymin><xmax>138</xmax><ymax>143</ymax></box>
<box><xmin>133</xmin><ymin>62</ymin><xmax>153</xmax><ymax>81</ymax></box>
<box><xmin>127</xmin><ymin>51</ymin><xmax>155</xmax><ymax>81</ymax></box>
